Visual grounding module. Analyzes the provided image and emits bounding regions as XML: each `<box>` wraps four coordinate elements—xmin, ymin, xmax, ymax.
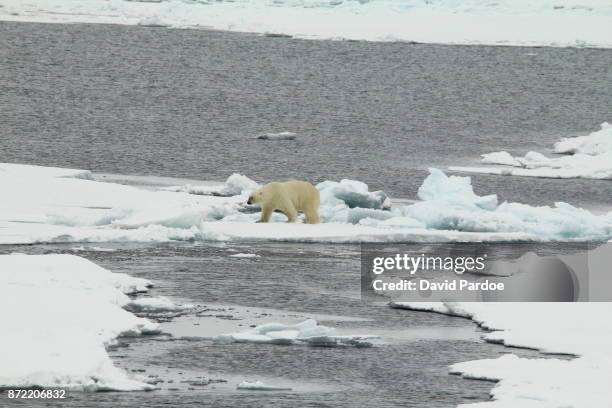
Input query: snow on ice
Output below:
<box><xmin>163</xmin><ymin>173</ymin><xmax>258</xmax><ymax>196</ymax></box>
<box><xmin>0</xmin><ymin>162</ymin><xmax>93</xmax><ymax>180</ymax></box>
<box><xmin>1</xmin><ymin>163</ymin><xmax>612</xmax><ymax>244</ymax></box>
<box><xmin>391</xmin><ymin>294</ymin><xmax>612</xmax><ymax>407</ymax></box>
<box><xmin>0</xmin><ymin>253</ymin><xmax>189</xmax><ymax>391</ymax></box>
<box><xmin>1</xmin><ymin>0</ymin><xmax>612</xmax><ymax>48</ymax></box>
<box><xmin>451</xmin><ymin>122</ymin><xmax>612</xmax><ymax>180</ymax></box>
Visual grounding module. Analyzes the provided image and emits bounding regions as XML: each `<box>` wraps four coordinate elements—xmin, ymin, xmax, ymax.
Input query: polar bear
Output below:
<box><xmin>247</xmin><ymin>181</ymin><xmax>320</xmax><ymax>224</ymax></box>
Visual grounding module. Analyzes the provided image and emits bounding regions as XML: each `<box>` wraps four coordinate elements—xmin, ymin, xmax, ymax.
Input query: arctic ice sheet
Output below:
<box><xmin>1</xmin><ymin>0</ymin><xmax>612</xmax><ymax>48</ymax></box>
<box><xmin>1</xmin><ymin>163</ymin><xmax>611</xmax><ymax>244</ymax></box>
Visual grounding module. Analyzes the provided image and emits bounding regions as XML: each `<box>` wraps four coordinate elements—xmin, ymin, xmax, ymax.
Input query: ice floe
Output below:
<box><xmin>0</xmin><ymin>253</ymin><xmax>176</xmax><ymax>391</ymax></box>
<box><xmin>215</xmin><ymin>319</ymin><xmax>379</xmax><ymax>348</ymax></box>
<box><xmin>1</xmin><ymin>0</ymin><xmax>612</xmax><ymax>48</ymax></box>
<box><xmin>451</xmin><ymin>122</ymin><xmax>612</xmax><ymax>180</ymax></box>
<box><xmin>1</xmin><ymin>163</ymin><xmax>612</xmax><ymax>244</ymax></box>
<box><xmin>391</xmin><ymin>293</ymin><xmax>612</xmax><ymax>407</ymax></box>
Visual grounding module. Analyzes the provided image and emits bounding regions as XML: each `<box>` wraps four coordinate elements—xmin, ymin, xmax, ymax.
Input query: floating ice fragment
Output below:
<box><xmin>237</xmin><ymin>381</ymin><xmax>292</xmax><ymax>391</ymax></box>
<box><xmin>454</xmin><ymin>123</ymin><xmax>612</xmax><ymax>180</ymax></box>
<box><xmin>215</xmin><ymin>319</ymin><xmax>379</xmax><ymax>348</ymax></box>
<box><xmin>257</xmin><ymin>131</ymin><xmax>297</xmax><ymax>141</ymax></box>
<box><xmin>229</xmin><ymin>253</ymin><xmax>261</xmax><ymax>258</ymax></box>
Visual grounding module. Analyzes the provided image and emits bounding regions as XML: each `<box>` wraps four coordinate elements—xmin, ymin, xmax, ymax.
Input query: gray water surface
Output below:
<box><xmin>1</xmin><ymin>21</ymin><xmax>612</xmax><ymax>208</ymax></box>
<box><xmin>0</xmin><ymin>242</ymin><xmax>556</xmax><ymax>408</ymax></box>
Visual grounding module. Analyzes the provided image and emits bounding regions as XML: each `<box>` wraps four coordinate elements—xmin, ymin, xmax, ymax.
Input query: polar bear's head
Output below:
<box><xmin>247</xmin><ymin>189</ymin><xmax>264</xmax><ymax>205</ymax></box>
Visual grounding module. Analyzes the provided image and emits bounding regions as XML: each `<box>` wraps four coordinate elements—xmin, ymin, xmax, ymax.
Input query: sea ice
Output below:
<box><xmin>128</xmin><ymin>296</ymin><xmax>193</xmax><ymax>313</ymax></box>
<box><xmin>165</xmin><ymin>173</ymin><xmax>259</xmax><ymax>197</ymax></box>
<box><xmin>2</xmin><ymin>163</ymin><xmax>611</xmax><ymax>244</ymax></box>
<box><xmin>237</xmin><ymin>381</ymin><xmax>292</xmax><ymax>391</ymax></box>
<box><xmin>317</xmin><ymin>179</ymin><xmax>391</xmax><ymax>210</ymax></box>
<box><xmin>0</xmin><ymin>162</ymin><xmax>93</xmax><ymax>179</ymax></box>
<box><xmin>256</xmin><ymin>131</ymin><xmax>296</xmax><ymax>141</ymax></box>
<box><xmin>0</xmin><ymin>253</ymin><xmax>185</xmax><ymax>391</ymax></box>
<box><xmin>218</xmin><ymin>173</ymin><xmax>259</xmax><ymax>196</ymax></box>
<box><xmin>1</xmin><ymin>0</ymin><xmax>611</xmax><ymax>48</ymax></box>
<box><xmin>391</xmin><ymin>296</ymin><xmax>612</xmax><ymax>407</ymax></box>
<box><xmin>229</xmin><ymin>253</ymin><xmax>261</xmax><ymax>258</ymax></box>
<box><xmin>215</xmin><ymin>319</ymin><xmax>379</xmax><ymax>348</ymax></box>
<box><xmin>452</xmin><ymin>122</ymin><xmax>612</xmax><ymax>180</ymax></box>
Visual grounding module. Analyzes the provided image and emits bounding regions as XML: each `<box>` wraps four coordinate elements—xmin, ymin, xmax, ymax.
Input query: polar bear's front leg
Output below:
<box><xmin>276</xmin><ymin>195</ymin><xmax>298</xmax><ymax>223</ymax></box>
<box><xmin>258</xmin><ymin>206</ymin><xmax>273</xmax><ymax>223</ymax></box>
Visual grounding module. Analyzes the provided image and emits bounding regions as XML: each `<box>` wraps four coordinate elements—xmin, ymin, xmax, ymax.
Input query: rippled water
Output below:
<box><xmin>0</xmin><ymin>242</ymin><xmax>555</xmax><ymax>408</ymax></box>
<box><xmin>2</xmin><ymin>21</ymin><xmax>612</xmax><ymax>208</ymax></box>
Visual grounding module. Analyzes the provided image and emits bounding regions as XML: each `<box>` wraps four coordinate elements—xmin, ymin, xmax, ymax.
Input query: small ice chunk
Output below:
<box><xmin>218</xmin><ymin>173</ymin><xmax>259</xmax><ymax>196</ymax></box>
<box><xmin>418</xmin><ymin>168</ymin><xmax>498</xmax><ymax>210</ymax></box>
<box><xmin>229</xmin><ymin>253</ymin><xmax>260</xmax><ymax>258</ymax></box>
<box><xmin>216</xmin><ymin>319</ymin><xmax>379</xmax><ymax>348</ymax></box>
<box><xmin>257</xmin><ymin>131</ymin><xmax>297</xmax><ymax>141</ymax></box>
<box><xmin>481</xmin><ymin>151</ymin><xmax>522</xmax><ymax>167</ymax></box>
<box><xmin>317</xmin><ymin>179</ymin><xmax>391</xmax><ymax>210</ymax></box>
<box><xmin>237</xmin><ymin>381</ymin><xmax>292</xmax><ymax>391</ymax></box>
<box><xmin>127</xmin><ymin>296</ymin><xmax>193</xmax><ymax>312</ymax></box>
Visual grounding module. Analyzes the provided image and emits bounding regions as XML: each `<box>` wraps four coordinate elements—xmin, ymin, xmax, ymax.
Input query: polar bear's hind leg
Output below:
<box><xmin>304</xmin><ymin>205</ymin><xmax>320</xmax><ymax>224</ymax></box>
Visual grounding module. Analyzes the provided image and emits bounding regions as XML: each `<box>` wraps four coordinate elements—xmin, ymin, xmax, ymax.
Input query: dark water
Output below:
<box><xmin>2</xmin><ymin>21</ymin><xmax>612</xmax><ymax>208</ymax></box>
<box><xmin>0</xmin><ymin>242</ymin><xmax>554</xmax><ymax>408</ymax></box>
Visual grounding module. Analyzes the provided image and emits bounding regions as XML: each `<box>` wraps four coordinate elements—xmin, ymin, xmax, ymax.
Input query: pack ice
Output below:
<box><xmin>1</xmin><ymin>0</ymin><xmax>612</xmax><ymax>48</ymax></box>
<box><xmin>0</xmin><ymin>253</ymin><xmax>168</xmax><ymax>390</ymax></box>
<box><xmin>392</xmin><ymin>283</ymin><xmax>612</xmax><ymax>408</ymax></box>
<box><xmin>1</xmin><ymin>163</ymin><xmax>612</xmax><ymax>244</ymax></box>
<box><xmin>451</xmin><ymin>122</ymin><xmax>612</xmax><ymax>180</ymax></box>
